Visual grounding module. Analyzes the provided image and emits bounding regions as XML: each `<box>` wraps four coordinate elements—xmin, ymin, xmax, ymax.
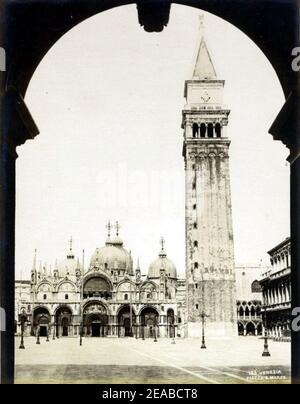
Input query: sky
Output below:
<box><xmin>15</xmin><ymin>4</ymin><xmax>289</xmax><ymax>279</ymax></box>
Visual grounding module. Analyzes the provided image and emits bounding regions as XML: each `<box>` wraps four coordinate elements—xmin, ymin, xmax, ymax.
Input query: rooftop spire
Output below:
<box><xmin>106</xmin><ymin>220</ymin><xmax>112</xmax><ymax>238</ymax></box>
<box><xmin>67</xmin><ymin>237</ymin><xmax>75</xmax><ymax>259</ymax></box>
<box><xmin>69</xmin><ymin>236</ymin><xmax>73</xmax><ymax>252</ymax></box>
<box><xmin>32</xmin><ymin>249</ymin><xmax>37</xmax><ymax>271</ymax></box>
<box><xmin>82</xmin><ymin>249</ymin><xmax>85</xmax><ymax>272</ymax></box>
<box><xmin>115</xmin><ymin>221</ymin><xmax>120</xmax><ymax>237</ymax></box>
<box><xmin>193</xmin><ymin>15</ymin><xmax>217</xmax><ymax>80</ymax></box>
<box><xmin>159</xmin><ymin>237</ymin><xmax>167</xmax><ymax>258</ymax></box>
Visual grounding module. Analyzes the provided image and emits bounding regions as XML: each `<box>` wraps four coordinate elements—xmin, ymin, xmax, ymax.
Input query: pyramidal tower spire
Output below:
<box><xmin>193</xmin><ymin>15</ymin><xmax>217</xmax><ymax>80</ymax></box>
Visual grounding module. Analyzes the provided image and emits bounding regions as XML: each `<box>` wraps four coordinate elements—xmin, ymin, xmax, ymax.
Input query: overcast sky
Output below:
<box><xmin>16</xmin><ymin>4</ymin><xmax>289</xmax><ymax>279</ymax></box>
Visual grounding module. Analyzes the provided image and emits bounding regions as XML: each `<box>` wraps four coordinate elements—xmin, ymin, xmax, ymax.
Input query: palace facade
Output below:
<box><xmin>260</xmin><ymin>237</ymin><xmax>291</xmax><ymax>341</ymax></box>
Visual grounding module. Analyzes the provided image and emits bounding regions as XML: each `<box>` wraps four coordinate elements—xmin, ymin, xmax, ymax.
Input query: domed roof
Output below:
<box><xmin>90</xmin><ymin>236</ymin><xmax>133</xmax><ymax>275</ymax></box>
<box><xmin>56</xmin><ymin>238</ymin><xmax>82</xmax><ymax>278</ymax></box>
<box><xmin>57</xmin><ymin>257</ymin><xmax>80</xmax><ymax>278</ymax></box>
<box><xmin>148</xmin><ymin>239</ymin><xmax>177</xmax><ymax>279</ymax></box>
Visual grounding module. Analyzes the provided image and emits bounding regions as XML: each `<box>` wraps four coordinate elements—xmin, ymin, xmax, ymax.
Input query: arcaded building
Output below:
<box><xmin>236</xmin><ymin>266</ymin><xmax>263</xmax><ymax>337</ymax></box>
<box><xmin>16</xmin><ymin>226</ymin><xmax>186</xmax><ymax>339</ymax></box>
<box><xmin>260</xmin><ymin>237</ymin><xmax>291</xmax><ymax>340</ymax></box>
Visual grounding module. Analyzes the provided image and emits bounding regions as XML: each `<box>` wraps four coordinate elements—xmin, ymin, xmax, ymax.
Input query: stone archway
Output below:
<box><xmin>83</xmin><ymin>302</ymin><xmax>109</xmax><ymax>337</ymax></box>
<box><xmin>140</xmin><ymin>307</ymin><xmax>159</xmax><ymax>339</ymax></box>
<box><xmin>117</xmin><ymin>305</ymin><xmax>136</xmax><ymax>338</ymax></box>
<box><xmin>55</xmin><ymin>306</ymin><xmax>73</xmax><ymax>338</ymax></box>
<box><xmin>238</xmin><ymin>322</ymin><xmax>245</xmax><ymax>336</ymax></box>
<box><xmin>83</xmin><ymin>275</ymin><xmax>112</xmax><ymax>300</ymax></box>
<box><xmin>246</xmin><ymin>322</ymin><xmax>256</xmax><ymax>337</ymax></box>
<box><xmin>32</xmin><ymin>307</ymin><xmax>50</xmax><ymax>337</ymax></box>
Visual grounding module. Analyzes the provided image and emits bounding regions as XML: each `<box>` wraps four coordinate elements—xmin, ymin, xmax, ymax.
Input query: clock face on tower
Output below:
<box><xmin>201</xmin><ymin>91</ymin><xmax>211</xmax><ymax>103</ymax></box>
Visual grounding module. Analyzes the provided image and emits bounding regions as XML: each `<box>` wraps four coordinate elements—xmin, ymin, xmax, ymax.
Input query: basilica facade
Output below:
<box><xmin>16</xmin><ymin>226</ymin><xmax>186</xmax><ymax>340</ymax></box>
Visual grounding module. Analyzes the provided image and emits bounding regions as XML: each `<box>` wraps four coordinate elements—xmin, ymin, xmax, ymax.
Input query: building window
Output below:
<box><xmin>178</xmin><ymin>317</ymin><xmax>182</xmax><ymax>324</ymax></box>
<box><xmin>193</xmin><ymin>204</ymin><xmax>197</xmax><ymax>210</ymax></box>
<box><xmin>43</xmin><ymin>294</ymin><xmax>47</xmax><ymax>300</ymax></box>
<box><xmin>124</xmin><ymin>294</ymin><xmax>128</xmax><ymax>301</ymax></box>
<box><xmin>65</xmin><ymin>294</ymin><xmax>69</xmax><ymax>300</ymax></box>
<box><xmin>193</xmin><ymin>223</ymin><xmax>198</xmax><ymax>229</ymax></box>
<box><xmin>193</xmin><ymin>123</ymin><xmax>199</xmax><ymax>138</ymax></box>
<box><xmin>208</xmin><ymin>123</ymin><xmax>214</xmax><ymax>138</ymax></box>
<box><xmin>200</xmin><ymin>123</ymin><xmax>206</xmax><ymax>138</ymax></box>
<box><xmin>194</xmin><ymin>262</ymin><xmax>199</xmax><ymax>269</ymax></box>
<box><xmin>215</xmin><ymin>123</ymin><xmax>221</xmax><ymax>138</ymax></box>
<box><xmin>194</xmin><ymin>241</ymin><xmax>198</xmax><ymax>248</ymax></box>
<box><xmin>196</xmin><ymin>304</ymin><xmax>199</xmax><ymax>310</ymax></box>
<box><xmin>195</xmin><ymin>283</ymin><xmax>198</xmax><ymax>289</ymax></box>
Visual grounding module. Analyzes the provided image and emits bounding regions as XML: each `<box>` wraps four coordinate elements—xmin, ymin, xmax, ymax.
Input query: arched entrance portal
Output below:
<box><xmin>246</xmin><ymin>322</ymin><xmax>256</xmax><ymax>336</ymax></box>
<box><xmin>140</xmin><ymin>307</ymin><xmax>159</xmax><ymax>339</ymax></box>
<box><xmin>118</xmin><ymin>305</ymin><xmax>136</xmax><ymax>337</ymax></box>
<box><xmin>55</xmin><ymin>306</ymin><xmax>73</xmax><ymax>338</ymax></box>
<box><xmin>83</xmin><ymin>302</ymin><xmax>109</xmax><ymax>337</ymax></box>
<box><xmin>238</xmin><ymin>323</ymin><xmax>245</xmax><ymax>336</ymax></box>
<box><xmin>32</xmin><ymin>307</ymin><xmax>50</xmax><ymax>337</ymax></box>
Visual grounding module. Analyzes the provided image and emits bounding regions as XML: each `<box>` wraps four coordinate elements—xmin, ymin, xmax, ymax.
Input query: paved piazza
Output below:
<box><xmin>15</xmin><ymin>336</ymin><xmax>291</xmax><ymax>384</ymax></box>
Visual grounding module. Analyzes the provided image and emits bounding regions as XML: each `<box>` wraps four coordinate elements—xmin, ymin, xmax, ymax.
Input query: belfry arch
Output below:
<box><xmin>0</xmin><ymin>0</ymin><xmax>299</xmax><ymax>384</ymax></box>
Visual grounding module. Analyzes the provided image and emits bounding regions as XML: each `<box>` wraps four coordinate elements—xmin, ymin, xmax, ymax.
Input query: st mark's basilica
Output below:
<box><xmin>15</xmin><ymin>22</ymin><xmax>267</xmax><ymax>341</ymax></box>
<box><xmin>19</xmin><ymin>226</ymin><xmax>185</xmax><ymax>340</ymax></box>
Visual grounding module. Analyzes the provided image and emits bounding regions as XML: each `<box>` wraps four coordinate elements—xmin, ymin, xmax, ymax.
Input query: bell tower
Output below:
<box><xmin>182</xmin><ymin>19</ymin><xmax>237</xmax><ymax>338</ymax></box>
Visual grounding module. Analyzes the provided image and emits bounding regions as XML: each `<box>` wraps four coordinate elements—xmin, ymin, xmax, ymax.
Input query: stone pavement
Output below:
<box><xmin>15</xmin><ymin>336</ymin><xmax>291</xmax><ymax>384</ymax></box>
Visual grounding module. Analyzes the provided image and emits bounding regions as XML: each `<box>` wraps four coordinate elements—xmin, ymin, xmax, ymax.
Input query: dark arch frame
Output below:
<box><xmin>0</xmin><ymin>0</ymin><xmax>299</xmax><ymax>384</ymax></box>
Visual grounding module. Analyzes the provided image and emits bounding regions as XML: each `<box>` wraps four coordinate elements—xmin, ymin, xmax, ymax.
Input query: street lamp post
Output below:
<box><xmin>201</xmin><ymin>311</ymin><xmax>207</xmax><ymax>350</ymax></box>
<box><xmin>19</xmin><ymin>317</ymin><xmax>25</xmax><ymax>350</ymax></box>
<box><xmin>80</xmin><ymin>323</ymin><xmax>83</xmax><ymax>346</ymax></box>
<box><xmin>154</xmin><ymin>317</ymin><xmax>158</xmax><ymax>342</ymax></box>
<box><xmin>171</xmin><ymin>314</ymin><xmax>176</xmax><ymax>345</ymax></box>
<box><xmin>36</xmin><ymin>327</ymin><xmax>40</xmax><ymax>345</ymax></box>
<box><xmin>262</xmin><ymin>304</ymin><xmax>271</xmax><ymax>357</ymax></box>
<box><xmin>52</xmin><ymin>322</ymin><xmax>56</xmax><ymax>340</ymax></box>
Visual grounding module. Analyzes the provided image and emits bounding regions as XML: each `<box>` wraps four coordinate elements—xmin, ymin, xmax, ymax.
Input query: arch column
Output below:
<box><xmin>0</xmin><ymin>88</ymin><xmax>39</xmax><ymax>384</ymax></box>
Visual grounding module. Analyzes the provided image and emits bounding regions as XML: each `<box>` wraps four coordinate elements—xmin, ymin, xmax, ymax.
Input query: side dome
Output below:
<box><xmin>57</xmin><ymin>245</ymin><xmax>81</xmax><ymax>278</ymax></box>
<box><xmin>148</xmin><ymin>239</ymin><xmax>177</xmax><ymax>279</ymax></box>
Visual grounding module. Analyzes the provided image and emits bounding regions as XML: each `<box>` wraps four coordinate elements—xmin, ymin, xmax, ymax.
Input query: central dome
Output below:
<box><xmin>90</xmin><ymin>236</ymin><xmax>133</xmax><ymax>274</ymax></box>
